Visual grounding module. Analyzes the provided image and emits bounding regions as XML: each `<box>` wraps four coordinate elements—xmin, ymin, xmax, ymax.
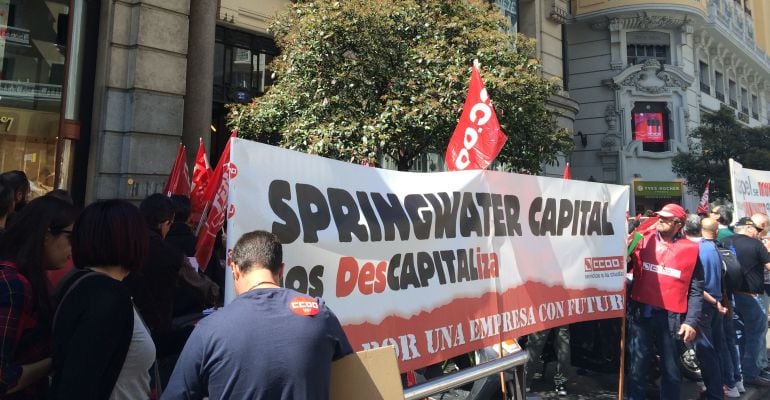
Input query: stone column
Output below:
<box><xmin>182</xmin><ymin>0</ymin><xmax>217</xmax><ymax>165</ymax></box>
<box><xmin>85</xmin><ymin>0</ymin><xmax>190</xmax><ymax>202</ymax></box>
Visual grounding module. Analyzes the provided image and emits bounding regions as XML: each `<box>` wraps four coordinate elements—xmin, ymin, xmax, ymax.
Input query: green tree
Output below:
<box><xmin>672</xmin><ymin>106</ymin><xmax>770</xmax><ymax>199</ymax></box>
<box><xmin>229</xmin><ymin>0</ymin><xmax>572</xmax><ymax>172</ymax></box>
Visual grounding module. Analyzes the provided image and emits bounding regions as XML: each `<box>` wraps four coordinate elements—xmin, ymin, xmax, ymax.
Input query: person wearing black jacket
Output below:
<box><xmin>720</xmin><ymin>217</ymin><xmax>770</xmax><ymax>387</ymax></box>
<box><xmin>50</xmin><ymin>200</ymin><xmax>151</xmax><ymax>399</ymax></box>
<box><xmin>125</xmin><ymin>194</ymin><xmax>194</xmax><ymax>357</ymax></box>
<box><xmin>165</xmin><ymin>195</ymin><xmax>196</xmax><ymax>257</ymax></box>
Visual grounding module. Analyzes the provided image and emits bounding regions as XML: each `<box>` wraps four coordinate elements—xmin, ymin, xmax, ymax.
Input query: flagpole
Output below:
<box><xmin>618</xmin><ymin>312</ymin><xmax>627</xmax><ymax>400</ymax></box>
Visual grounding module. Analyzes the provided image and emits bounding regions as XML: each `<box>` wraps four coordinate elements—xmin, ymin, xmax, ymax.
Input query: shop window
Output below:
<box><xmin>212</xmin><ymin>27</ymin><xmax>278</xmax><ymax>104</ymax></box>
<box><xmin>0</xmin><ymin>0</ymin><xmax>69</xmax><ymax>197</ymax></box>
<box><xmin>714</xmin><ymin>71</ymin><xmax>725</xmax><ymax>101</ymax></box>
<box><xmin>631</xmin><ymin>102</ymin><xmax>669</xmax><ymax>153</ymax></box>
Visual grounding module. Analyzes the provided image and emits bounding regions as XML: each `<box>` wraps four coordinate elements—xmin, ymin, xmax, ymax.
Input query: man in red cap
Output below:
<box><xmin>626</xmin><ymin>203</ymin><xmax>704</xmax><ymax>400</ymax></box>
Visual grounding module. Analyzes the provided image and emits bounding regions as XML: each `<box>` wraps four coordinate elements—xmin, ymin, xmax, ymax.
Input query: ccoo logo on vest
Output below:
<box><xmin>584</xmin><ymin>256</ymin><xmax>624</xmax><ymax>272</ymax></box>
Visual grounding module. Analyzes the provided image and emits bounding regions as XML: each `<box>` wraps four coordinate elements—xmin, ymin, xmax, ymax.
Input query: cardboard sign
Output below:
<box><xmin>330</xmin><ymin>347</ymin><xmax>403</xmax><ymax>400</ymax></box>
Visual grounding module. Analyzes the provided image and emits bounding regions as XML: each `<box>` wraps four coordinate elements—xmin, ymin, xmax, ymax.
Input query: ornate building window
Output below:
<box><xmin>741</xmin><ymin>87</ymin><xmax>749</xmax><ymax>114</ymax></box>
<box><xmin>728</xmin><ymin>80</ymin><xmax>738</xmax><ymax>108</ymax></box>
<box><xmin>699</xmin><ymin>61</ymin><xmax>710</xmax><ymax>94</ymax></box>
<box><xmin>627</xmin><ymin>44</ymin><xmax>668</xmax><ymax>66</ymax></box>
<box><xmin>626</xmin><ymin>31</ymin><xmax>670</xmax><ymax>66</ymax></box>
<box><xmin>714</xmin><ymin>71</ymin><xmax>725</xmax><ymax>101</ymax></box>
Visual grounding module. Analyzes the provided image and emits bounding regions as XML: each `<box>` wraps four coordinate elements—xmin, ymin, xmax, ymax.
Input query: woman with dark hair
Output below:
<box><xmin>0</xmin><ymin>196</ymin><xmax>78</xmax><ymax>399</ymax></box>
<box><xmin>50</xmin><ymin>200</ymin><xmax>153</xmax><ymax>400</ymax></box>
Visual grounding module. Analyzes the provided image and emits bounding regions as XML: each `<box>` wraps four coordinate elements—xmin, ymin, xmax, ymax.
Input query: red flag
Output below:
<box><xmin>696</xmin><ymin>179</ymin><xmax>711</xmax><ymax>215</ymax></box>
<box><xmin>445</xmin><ymin>63</ymin><xmax>507</xmax><ymax>171</ymax></box>
<box><xmin>563</xmin><ymin>162</ymin><xmax>571</xmax><ymax>180</ymax></box>
<box><xmin>194</xmin><ymin>130</ymin><xmax>237</xmax><ymax>271</ymax></box>
<box><xmin>163</xmin><ymin>144</ymin><xmax>191</xmax><ymax>197</ymax></box>
<box><xmin>188</xmin><ymin>138</ymin><xmax>213</xmax><ymax>227</ymax></box>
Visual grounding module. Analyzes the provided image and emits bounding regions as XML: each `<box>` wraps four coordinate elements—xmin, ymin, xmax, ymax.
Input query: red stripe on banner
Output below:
<box><xmin>342</xmin><ymin>282</ymin><xmax>625</xmax><ymax>372</ymax></box>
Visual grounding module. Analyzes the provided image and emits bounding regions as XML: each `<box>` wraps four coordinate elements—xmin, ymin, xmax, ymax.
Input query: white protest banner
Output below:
<box><xmin>730</xmin><ymin>158</ymin><xmax>770</xmax><ymax>218</ymax></box>
<box><xmin>227</xmin><ymin>138</ymin><xmax>630</xmax><ymax>372</ymax></box>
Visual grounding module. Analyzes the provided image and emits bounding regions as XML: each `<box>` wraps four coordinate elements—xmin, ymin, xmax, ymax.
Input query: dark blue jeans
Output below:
<box><xmin>627</xmin><ymin>305</ymin><xmax>681</xmax><ymax>400</ymax></box>
<box><xmin>695</xmin><ymin>306</ymin><xmax>723</xmax><ymax>400</ymax></box>
<box><xmin>734</xmin><ymin>292</ymin><xmax>766</xmax><ymax>381</ymax></box>
<box><xmin>718</xmin><ymin>296</ymin><xmax>742</xmax><ymax>387</ymax></box>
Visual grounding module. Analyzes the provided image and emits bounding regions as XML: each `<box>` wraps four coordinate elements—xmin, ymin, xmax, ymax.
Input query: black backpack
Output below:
<box><xmin>717</xmin><ymin>242</ymin><xmax>743</xmax><ymax>293</ymax></box>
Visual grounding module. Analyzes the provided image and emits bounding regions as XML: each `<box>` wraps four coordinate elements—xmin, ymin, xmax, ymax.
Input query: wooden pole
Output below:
<box><xmin>617</xmin><ymin>312</ymin><xmax>627</xmax><ymax>400</ymax></box>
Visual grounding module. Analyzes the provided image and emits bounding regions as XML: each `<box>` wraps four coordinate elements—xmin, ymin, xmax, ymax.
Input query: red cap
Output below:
<box><xmin>655</xmin><ymin>203</ymin><xmax>686</xmax><ymax>221</ymax></box>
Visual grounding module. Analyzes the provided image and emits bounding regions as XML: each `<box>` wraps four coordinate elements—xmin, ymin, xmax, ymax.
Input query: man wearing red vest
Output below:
<box><xmin>626</xmin><ymin>204</ymin><xmax>704</xmax><ymax>400</ymax></box>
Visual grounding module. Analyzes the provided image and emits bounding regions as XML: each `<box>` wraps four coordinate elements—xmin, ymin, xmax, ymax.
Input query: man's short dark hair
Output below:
<box><xmin>0</xmin><ymin>181</ymin><xmax>12</xmax><ymax>219</ymax></box>
<box><xmin>169</xmin><ymin>195</ymin><xmax>191</xmax><ymax>223</ymax></box>
<box><xmin>140</xmin><ymin>193</ymin><xmax>175</xmax><ymax>229</ymax></box>
<box><xmin>73</xmin><ymin>199</ymin><xmax>148</xmax><ymax>273</ymax></box>
<box><xmin>232</xmin><ymin>230</ymin><xmax>282</xmax><ymax>274</ymax></box>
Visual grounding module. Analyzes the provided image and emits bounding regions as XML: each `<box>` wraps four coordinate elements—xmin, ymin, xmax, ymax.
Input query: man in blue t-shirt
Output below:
<box><xmin>686</xmin><ymin>216</ymin><xmax>727</xmax><ymax>399</ymax></box>
<box><xmin>163</xmin><ymin>231</ymin><xmax>353</xmax><ymax>400</ymax></box>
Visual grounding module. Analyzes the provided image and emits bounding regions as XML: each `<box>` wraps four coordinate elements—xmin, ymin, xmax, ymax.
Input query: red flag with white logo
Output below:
<box><xmin>696</xmin><ymin>179</ymin><xmax>711</xmax><ymax>215</ymax></box>
<box><xmin>563</xmin><ymin>162</ymin><xmax>571</xmax><ymax>180</ymax></box>
<box><xmin>188</xmin><ymin>138</ymin><xmax>213</xmax><ymax>227</ymax></box>
<box><xmin>445</xmin><ymin>63</ymin><xmax>507</xmax><ymax>171</ymax></box>
<box><xmin>163</xmin><ymin>143</ymin><xmax>191</xmax><ymax>197</ymax></box>
<box><xmin>194</xmin><ymin>130</ymin><xmax>237</xmax><ymax>271</ymax></box>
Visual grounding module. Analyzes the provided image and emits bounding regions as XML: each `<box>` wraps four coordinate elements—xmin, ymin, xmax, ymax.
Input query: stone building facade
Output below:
<box><xmin>567</xmin><ymin>0</ymin><xmax>770</xmax><ymax>213</ymax></box>
<box><xmin>7</xmin><ymin>1</ymin><xmax>577</xmax><ymax>203</ymax></box>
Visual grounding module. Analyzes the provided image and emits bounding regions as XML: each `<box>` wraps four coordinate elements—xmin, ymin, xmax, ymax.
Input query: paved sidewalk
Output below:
<box><xmin>429</xmin><ymin>329</ymin><xmax>770</xmax><ymax>400</ymax></box>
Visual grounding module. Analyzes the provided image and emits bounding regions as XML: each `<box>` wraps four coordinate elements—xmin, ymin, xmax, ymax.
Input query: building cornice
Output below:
<box><xmin>605</xmin><ymin>59</ymin><xmax>693</xmax><ymax>94</ymax></box>
<box><xmin>590</xmin><ymin>12</ymin><xmax>693</xmax><ymax>31</ymax></box>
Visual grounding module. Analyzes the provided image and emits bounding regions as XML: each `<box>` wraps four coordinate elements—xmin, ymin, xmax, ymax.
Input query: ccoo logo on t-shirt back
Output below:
<box><xmin>290</xmin><ymin>297</ymin><xmax>320</xmax><ymax>316</ymax></box>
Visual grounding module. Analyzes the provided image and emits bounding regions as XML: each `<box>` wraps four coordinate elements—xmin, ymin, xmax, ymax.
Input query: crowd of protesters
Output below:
<box><xmin>0</xmin><ymin>170</ymin><xmax>351</xmax><ymax>400</ymax></box>
<box><xmin>5</xmin><ymin>163</ymin><xmax>770</xmax><ymax>400</ymax></box>
<box><xmin>624</xmin><ymin>201</ymin><xmax>770</xmax><ymax>400</ymax></box>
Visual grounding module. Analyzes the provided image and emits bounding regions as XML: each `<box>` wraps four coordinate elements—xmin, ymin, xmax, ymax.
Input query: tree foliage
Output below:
<box><xmin>229</xmin><ymin>0</ymin><xmax>572</xmax><ymax>172</ymax></box>
<box><xmin>672</xmin><ymin>106</ymin><xmax>770</xmax><ymax>199</ymax></box>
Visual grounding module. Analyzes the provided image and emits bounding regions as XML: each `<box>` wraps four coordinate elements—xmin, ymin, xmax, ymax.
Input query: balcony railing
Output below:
<box><xmin>730</xmin><ymin>99</ymin><xmax>738</xmax><ymax>108</ymax></box>
<box><xmin>752</xmin><ymin>112</ymin><xmax>759</xmax><ymax>120</ymax></box>
<box><xmin>700</xmin><ymin>82</ymin><xmax>711</xmax><ymax>94</ymax></box>
<box><xmin>742</xmin><ymin>106</ymin><xmax>749</xmax><ymax>114</ymax></box>
<box><xmin>738</xmin><ymin>112</ymin><xmax>749</xmax><ymax>123</ymax></box>
<box><xmin>715</xmin><ymin>91</ymin><xmax>725</xmax><ymax>101</ymax></box>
